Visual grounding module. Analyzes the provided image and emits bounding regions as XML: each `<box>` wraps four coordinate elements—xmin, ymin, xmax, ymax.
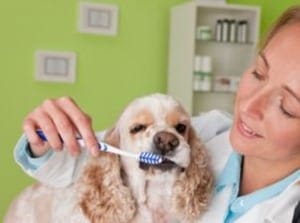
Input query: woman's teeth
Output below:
<box><xmin>241</xmin><ymin>122</ymin><xmax>257</xmax><ymax>136</ymax></box>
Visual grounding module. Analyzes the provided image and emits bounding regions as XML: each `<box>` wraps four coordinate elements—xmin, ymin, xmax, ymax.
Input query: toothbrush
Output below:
<box><xmin>36</xmin><ymin>130</ymin><xmax>165</xmax><ymax>165</ymax></box>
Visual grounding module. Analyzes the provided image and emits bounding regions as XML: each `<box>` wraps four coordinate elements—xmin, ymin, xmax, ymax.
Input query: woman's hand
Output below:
<box><xmin>23</xmin><ymin>96</ymin><xmax>99</xmax><ymax>157</ymax></box>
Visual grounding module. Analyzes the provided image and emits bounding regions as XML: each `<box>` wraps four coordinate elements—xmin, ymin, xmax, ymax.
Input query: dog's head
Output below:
<box><xmin>80</xmin><ymin>93</ymin><xmax>213</xmax><ymax>222</ymax></box>
<box><xmin>105</xmin><ymin>93</ymin><xmax>193</xmax><ymax>172</ymax></box>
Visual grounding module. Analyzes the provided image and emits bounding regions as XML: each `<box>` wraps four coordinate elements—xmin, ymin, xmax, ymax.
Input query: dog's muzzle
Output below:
<box><xmin>139</xmin><ymin>131</ymin><xmax>181</xmax><ymax>171</ymax></box>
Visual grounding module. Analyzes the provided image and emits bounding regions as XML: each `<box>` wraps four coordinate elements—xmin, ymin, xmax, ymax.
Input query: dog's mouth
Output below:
<box><xmin>139</xmin><ymin>157</ymin><xmax>180</xmax><ymax>171</ymax></box>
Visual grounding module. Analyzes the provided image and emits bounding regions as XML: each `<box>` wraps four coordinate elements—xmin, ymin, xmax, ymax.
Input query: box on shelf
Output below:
<box><xmin>213</xmin><ymin>75</ymin><xmax>240</xmax><ymax>92</ymax></box>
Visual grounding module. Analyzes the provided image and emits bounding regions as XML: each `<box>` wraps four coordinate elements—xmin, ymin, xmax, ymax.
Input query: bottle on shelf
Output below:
<box><xmin>237</xmin><ymin>20</ymin><xmax>248</xmax><ymax>43</ymax></box>
<box><xmin>200</xmin><ymin>55</ymin><xmax>212</xmax><ymax>91</ymax></box>
<box><xmin>193</xmin><ymin>55</ymin><xmax>202</xmax><ymax>91</ymax></box>
<box><xmin>221</xmin><ymin>19</ymin><xmax>229</xmax><ymax>42</ymax></box>
<box><xmin>229</xmin><ymin>19</ymin><xmax>237</xmax><ymax>43</ymax></box>
<box><xmin>215</xmin><ymin>19</ymin><xmax>223</xmax><ymax>42</ymax></box>
<box><xmin>193</xmin><ymin>55</ymin><xmax>212</xmax><ymax>92</ymax></box>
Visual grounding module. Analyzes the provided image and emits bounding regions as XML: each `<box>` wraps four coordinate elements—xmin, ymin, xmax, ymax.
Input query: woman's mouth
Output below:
<box><xmin>237</xmin><ymin>119</ymin><xmax>262</xmax><ymax>138</ymax></box>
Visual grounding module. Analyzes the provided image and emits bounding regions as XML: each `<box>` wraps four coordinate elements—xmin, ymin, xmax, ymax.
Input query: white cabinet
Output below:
<box><xmin>167</xmin><ymin>0</ymin><xmax>260</xmax><ymax>115</ymax></box>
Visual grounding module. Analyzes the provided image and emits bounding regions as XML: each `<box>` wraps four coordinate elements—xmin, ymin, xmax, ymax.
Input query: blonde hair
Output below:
<box><xmin>261</xmin><ymin>5</ymin><xmax>300</xmax><ymax>49</ymax></box>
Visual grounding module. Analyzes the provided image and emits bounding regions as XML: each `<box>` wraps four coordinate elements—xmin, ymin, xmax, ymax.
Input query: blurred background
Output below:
<box><xmin>0</xmin><ymin>0</ymin><xmax>299</xmax><ymax>220</ymax></box>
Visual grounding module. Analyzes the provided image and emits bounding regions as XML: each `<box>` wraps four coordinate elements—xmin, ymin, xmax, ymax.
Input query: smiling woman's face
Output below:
<box><xmin>230</xmin><ymin>22</ymin><xmax>300</xmax><ymax>164</ymax></box>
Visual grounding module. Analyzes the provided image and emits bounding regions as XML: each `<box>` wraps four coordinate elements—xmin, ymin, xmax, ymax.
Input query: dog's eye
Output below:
<box><xmin>130</xmin><ymin>124</ymin><xmax>146</xmax><ymax>134</ymax></box>
<box><xmin>175</xmin><ymin>123</ymin><xmax>186</xmax><ymax>134</ymax></box>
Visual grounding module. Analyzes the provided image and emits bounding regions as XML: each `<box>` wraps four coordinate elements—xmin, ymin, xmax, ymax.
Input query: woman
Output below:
<box><xmin>10</xmin><ymin>5</ymin><xmax>300</xmax><ymax>223</ymax></box>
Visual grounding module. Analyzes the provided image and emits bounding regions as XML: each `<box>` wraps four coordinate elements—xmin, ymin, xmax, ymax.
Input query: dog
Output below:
<box><xmin>5</xmin><ymin>93</ymin><xmax>213</xmax><ymax>223</ymax></box>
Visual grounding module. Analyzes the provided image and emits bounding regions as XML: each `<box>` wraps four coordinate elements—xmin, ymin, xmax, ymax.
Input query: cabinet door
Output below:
<box><xmin>167</xmin><ymin>2</ymin><xmax>196</xmax><ymax>114</ymax></box>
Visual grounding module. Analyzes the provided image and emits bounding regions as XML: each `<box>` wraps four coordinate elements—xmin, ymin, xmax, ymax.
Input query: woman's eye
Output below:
<box><xmin>175</xmin><ymin>123</ymin><xmax>186</xmax><ymax>134</ymax></box>
<box><xmin>280</xmin><ymin>105</ymin><xmax>295</xmax><ymax>119</ymax></box>
<box><xmin>130</xmin><ymin>124</ymin><xmax>147</xmax><ymax>134</ymax></box>
<box><xmin>251</xmin><ymin>70</ymin><xmax>265</xmax><ymax>81</ymax></box>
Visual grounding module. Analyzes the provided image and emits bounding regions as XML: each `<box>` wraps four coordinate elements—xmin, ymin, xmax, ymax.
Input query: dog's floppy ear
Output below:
<box><xmin>78</xmin><ymin>124</ymin><xmax>136</xmax><ymax>223</ymax></box>
<box><xmin>173</xmin><ymin>126</ymin><xmax>213</xmax><ymax>222</ymax></box>
<box><xmin>103</xmin><ymin>125</ymin><xmax>120</xmax><ymax>147</ymax></box>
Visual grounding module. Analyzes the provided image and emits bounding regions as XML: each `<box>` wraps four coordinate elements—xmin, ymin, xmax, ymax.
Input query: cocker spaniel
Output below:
<box><xmin>5</xmin><ymin>93</ymin><xmax>213</xmax><ymax>223</ymax></box>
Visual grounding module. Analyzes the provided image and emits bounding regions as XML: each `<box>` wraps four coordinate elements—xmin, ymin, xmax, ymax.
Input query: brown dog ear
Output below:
<box><xmin>104</xmin><ymin>125</ymin><xmax>120</xmax><ymax>148</ymax></box>
<box><xmin>78</xmin><ymin>124</ymin><xmax>136</xmax><ymax>223</ymax></box>
<box><xmin>173</xmin><ymin>127</ymin><xmax>214</xmax><ymax>222</ymax></box>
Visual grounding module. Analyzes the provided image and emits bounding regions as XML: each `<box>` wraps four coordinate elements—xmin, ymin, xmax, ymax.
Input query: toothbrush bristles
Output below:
<box><xmin>139</xmin><ymin>152</ymin><xmax>163</xmax><ymax>165</ymax></box>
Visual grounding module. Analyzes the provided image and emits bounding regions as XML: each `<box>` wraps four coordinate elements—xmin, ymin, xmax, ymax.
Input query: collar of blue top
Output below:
<box><xmin>215</xmin><ymin>151</ymin><xmax>300</xmax><ymax>222</ymax></box>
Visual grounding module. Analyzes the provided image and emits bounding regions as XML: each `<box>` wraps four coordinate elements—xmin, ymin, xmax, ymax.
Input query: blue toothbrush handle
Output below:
<box><xmin>36</xmin><ymin>129</ymin><xmax>48</xmax><ymax>141</ymax></box>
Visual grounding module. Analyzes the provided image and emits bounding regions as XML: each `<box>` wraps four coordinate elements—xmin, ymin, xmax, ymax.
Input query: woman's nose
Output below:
<box><xmin>239</xmin><ymin>89</ymin><xmax>269</xmax><ymax>120</ymax></box>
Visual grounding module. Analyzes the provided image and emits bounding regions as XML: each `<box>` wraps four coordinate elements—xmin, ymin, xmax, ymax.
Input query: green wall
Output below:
<box><xmin>228</xmin><ymin>0</ymin><xmax>300</xmax><ymax>37</ymax></box>
<box><xmin>0</xmin><ymin>0</ymin><xmax>299</xmax><ymax>220</ymax></box>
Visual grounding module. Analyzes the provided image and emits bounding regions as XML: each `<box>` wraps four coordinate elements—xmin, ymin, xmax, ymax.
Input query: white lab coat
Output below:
<box><xmin>14</xmin><ymin>110</ymin><xmax>300</xmax><ymax>222</ymax></box>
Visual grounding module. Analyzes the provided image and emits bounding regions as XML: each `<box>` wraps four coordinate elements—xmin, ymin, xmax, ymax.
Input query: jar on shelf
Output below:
<box><xmin>195</xmin><ymin>25</ymin><xmax>212</xmax><ymax>40</ymax></box>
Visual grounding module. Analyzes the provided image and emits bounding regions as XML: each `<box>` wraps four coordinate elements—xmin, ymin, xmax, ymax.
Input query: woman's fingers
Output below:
<box><xmin>41</xmin><ymin>99</ymin><xmax>81</xmax><ymax>156</ymax></box>
<box><xmin>23</xmin><ymin>113</ymin><xmax>53</xmax><ymax>157</ymax></box>
<box><xmin>23</xmin><ymin>116</ymin><xmax>44</xmax><ymax>148</ymax></box>
<box><xmin>56</xmin><ymin>97</ymin><xmax>99</xmax><ymax>156</ymax></box>
<box><xmin>22</xmin><ymin>96</ymin><xmax>98</xmax><ymax>157</ymax></box>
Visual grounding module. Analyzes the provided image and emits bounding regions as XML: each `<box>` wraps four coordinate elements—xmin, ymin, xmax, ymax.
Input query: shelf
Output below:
<box><xmin>193</xmin><ymin>91</ymin><xmax>235</xmax><ymax>114</ymax></box>
<box><xmin>196</xmin><ymin>39</ymin><xmax>255</xmax><ymax>45</ymax></box>
<box><xmin>193</xmin><ymin>90</ymin><xmax>236</xmax><ymax>94</ymax></box>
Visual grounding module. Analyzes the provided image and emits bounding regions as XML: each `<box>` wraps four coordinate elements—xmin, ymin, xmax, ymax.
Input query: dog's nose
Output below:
<box><xmin>153</xmin><ymin>131</ymin><xmax>179</xmax><ymax>155</ymax></box>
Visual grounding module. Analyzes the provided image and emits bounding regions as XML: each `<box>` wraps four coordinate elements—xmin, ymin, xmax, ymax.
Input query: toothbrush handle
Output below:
<box><xmin>36</xmin><ymin>130</ymin><xmax>162</xmax><ymax>164</ymax></box>
<box><xmin>36</xmin><ymin>130</ymin><xmax>138</xmax><ymax>159</ymax></box>
<box><xmin>37</xmin><ymin>130</ymin><xmax>104</xmax><ymax>151</ymax></box>
<box><xmin>36</xmin><ymin>130</ymin><xmax>48</xmax><ymax>141</ymax></box>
